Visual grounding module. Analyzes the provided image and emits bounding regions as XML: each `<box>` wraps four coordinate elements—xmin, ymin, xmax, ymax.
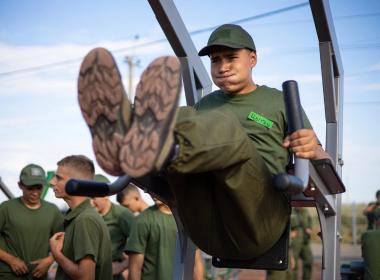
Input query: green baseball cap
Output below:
<box><xmin>94</xmin><ymin>174</ymin><xmax>110</xmax><ymax>184</ymax></box>
<box><xmin>19</xmin><ymin>164</ymin><xmax>46</xmax><ymax>186</ymax></box>
<box><xmin>198</xmin><ymin>24</ymin><xmax>256</xmax><ymax>56</ymax></box>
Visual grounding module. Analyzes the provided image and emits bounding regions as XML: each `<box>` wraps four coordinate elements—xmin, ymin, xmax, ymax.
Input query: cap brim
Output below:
<box><xmin>22</xmin><ymin>179</ymin><xmax>46</xmax><ymax>186</ymax></box>
<box><xmin>198</xmin><ymin>43</ymin><xmax>251</xmax><ymax>56</ymax></box>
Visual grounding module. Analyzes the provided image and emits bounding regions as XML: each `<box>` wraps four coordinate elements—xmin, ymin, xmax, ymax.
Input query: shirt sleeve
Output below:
<box><xmin>125</xmin><ymin>214</ymin><xmax>150</xmax><ymax>254</ymax></box>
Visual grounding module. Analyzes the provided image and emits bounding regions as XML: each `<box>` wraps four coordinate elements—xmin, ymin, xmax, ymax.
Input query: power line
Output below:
<box><xmin>188</xmin><ymin>2</ymin><xmax>309</xmax><ymax>36</ymax></box>
<box><xmin>0</xmin><ymin>3</ymin><xmax>379</xmax><ymax>79</ymax></box>
<box><xmin>249</xmin><ymin>12</ymin><xmax>380</xmax><ymax>27</ymax></box>
<box><xmin>0</xmin><ymin>2</ymin><xmax>310</xmax><ymax>78</ymax></box>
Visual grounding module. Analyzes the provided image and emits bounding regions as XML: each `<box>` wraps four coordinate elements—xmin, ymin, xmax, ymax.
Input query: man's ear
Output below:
<box><xmin>250</xmin><ymin>51</ymin><xmax>257</xmax><ymax>68</ymax></box>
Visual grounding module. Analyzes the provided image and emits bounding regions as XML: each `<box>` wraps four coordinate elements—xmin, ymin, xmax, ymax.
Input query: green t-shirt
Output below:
<box><xmin>55</xmin><ymin>199</ymin><xmax>112</xmax><ymax>280</ymax></box>
<box><xmin>195</xmin><ymin>85</ymin><xmax>312</xmax><ymax>174</ymax></box>
<box><xmin>125</xmin><ymin>205</ymin><xmax>177</xmax><ymax>280</ymax></box>
<box><xmin>103</xmin><ymin>203</ymin><xmax>134</xmax><ymax>262</ymax></box>
<box><xmin>362</xmin><ymin>230</ymin><xmax>380</xmax><ymax>280</ymax></box>
<box><xmin>0</xmin><ymin>198</ymin><xmax>63</xmax><ymax>279</ymax></box>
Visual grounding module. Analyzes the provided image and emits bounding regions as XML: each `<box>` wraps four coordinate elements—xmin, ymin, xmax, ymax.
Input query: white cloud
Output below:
<box><xmin>0</xmin><ymin>39</ymin><xmax>170</xmax><ymax>73</ymax></box>
<box><xmin>368</xmin><ymin>62</ymin><xmax>380</xmax><ymax>71</ymax></box>
<box><xmin>0</xmin><ymin>73</ymin><xmax>76</xmax><ymax>97</ymax></box>
<box><xmin>0</xmin><ymin>38</ymin><xmax>173</xmax><ymax>101</ymax></box>
<box><xmin>363</xmin><ymin>83</ymin><xmax>380</xmax><ymax>91</ymax></box>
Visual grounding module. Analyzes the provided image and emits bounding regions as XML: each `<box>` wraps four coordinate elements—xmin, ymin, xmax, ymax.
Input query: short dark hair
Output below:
<box><xmin>376</xmin><ymin>190</ymin><xmax>380</xmax><ymax>198</ymax></box>
<box><xmin>116</xmin><ymin>183</ymin><xmax>140</xmax><ymax>204</ymax></box>
<box><xmin>57</xmin><ymin>155</ymin><xmax>95</xmax><ymax>180</ymax></box>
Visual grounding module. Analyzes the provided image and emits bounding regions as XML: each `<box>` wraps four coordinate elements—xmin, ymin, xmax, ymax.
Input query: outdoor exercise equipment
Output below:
<box><xmin>0</xmin><ymin>177</ymin><xmax>14</xmax><ymax>200</ymax></box>
<box><xmin>67</xmin><ymin>0</ymin><xmax>346</xmax><ymax>279</ymax></box>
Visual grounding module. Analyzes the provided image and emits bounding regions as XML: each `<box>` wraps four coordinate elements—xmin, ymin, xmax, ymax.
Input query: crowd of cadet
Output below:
<box><xmin>0</xmin><ymin>161</ymin><xmax>316</xmax><ymax>280</ymax></box>
<box><xmin>0</xmin><ymin>159</ymin><xmax>204</xmax><ymax>280</ymax></box>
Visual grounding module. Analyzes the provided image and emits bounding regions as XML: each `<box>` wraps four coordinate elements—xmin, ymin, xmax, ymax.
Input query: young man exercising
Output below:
<box><xmin>78</xmin><ymin>24</ymin><xmax>328</xmax><ymax>260</ymax></box>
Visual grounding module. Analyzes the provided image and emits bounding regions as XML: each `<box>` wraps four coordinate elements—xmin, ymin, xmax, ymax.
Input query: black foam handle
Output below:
<box><xmin>66</xmin><ymin>179</ymin><xmax>110</xmax><ymax>197</ymax></box>
<box><xmin>275</xmin><ymin>80</ymin><xmax>309</xmax><ymax>194</ymax></box>
<box><xmin>273</xmin><ymin>173</ymin><xmax>305</xmax><ymax>195</ymax></box>
<box><xmin>282</xmin><ymin>80</ymin><xmax>304</xmax><ymax>133</ymax></box>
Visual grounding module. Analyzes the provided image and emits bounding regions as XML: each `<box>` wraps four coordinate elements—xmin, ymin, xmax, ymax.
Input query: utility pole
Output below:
<box><xmin>124</xmin><ymin>35</ymin><xmax>140</xmax><ymax>101</ymax></box>
<box><xmin>125</xmin><ymin>56</ymin><xmax>134</xmax><ymax>99</ymax></box>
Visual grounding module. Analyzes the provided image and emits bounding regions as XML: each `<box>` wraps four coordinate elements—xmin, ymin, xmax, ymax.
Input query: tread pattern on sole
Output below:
<box><xmin>78</xmin><ymin>47</ymin><xmax>130</xmax><ymax>176</ymax></box>
<box><xmin>120</xmin><ymin>56</ymin><xmax>182</xmax><ymax>177</ymax></box>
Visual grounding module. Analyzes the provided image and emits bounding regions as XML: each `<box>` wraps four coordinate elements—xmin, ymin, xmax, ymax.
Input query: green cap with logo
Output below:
<box><xmin>19</xmin><ymin>164</ymin><xmax>46</xmax><ymax>186</ymax></box>
<box><xmin>198</xmin><ymin>24</ymin><xmax>256</xmax><ymax>56</ymax></box>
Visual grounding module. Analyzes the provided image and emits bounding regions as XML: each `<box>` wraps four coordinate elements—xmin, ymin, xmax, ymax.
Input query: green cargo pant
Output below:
<box><xmin>291</xmin><ymin>231</ymin><xmax>303</xmax><ymax>280</ymax></box>
<box><xmin>167</xmin><ymin>107</ymin><xmax>290</xmax><ymax>260</ymax></box>
<box><xmin>299</xmin><ymin>242</ymin><xmax>313</xmax><ymax>280</ymax></box>
<box><xmin>267</xmin><ymin>269</ymin><xmax>293</xmax><ymax>280</ymax></box>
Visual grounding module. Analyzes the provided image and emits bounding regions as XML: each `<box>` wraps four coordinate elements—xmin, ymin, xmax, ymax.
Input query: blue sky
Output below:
<box><xmin>0</xmin><ymin>0</ymin><xmax>379</xmax><ymax>207</ymax></box>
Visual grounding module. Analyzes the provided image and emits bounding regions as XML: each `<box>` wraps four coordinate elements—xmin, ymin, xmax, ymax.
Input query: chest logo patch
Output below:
<box><xmin>247</xmin><ymin>112</ymin><xmax>273</xmax><ymax>129</ymax></box>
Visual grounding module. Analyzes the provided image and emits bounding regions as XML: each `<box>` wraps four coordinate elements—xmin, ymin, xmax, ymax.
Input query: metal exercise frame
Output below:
<box><xmin>0</xmin><ymin>177</ymin><xmax>14</xmax><ymax>200</ymax></box>
<box><xmin>147</xmin><ymin>0</ymin><xmax>344</xmax><ymax>279</ymax></box>
<box><xmin>66</xmin><ymin>0</ymin><xmax>344</xmax><ymax>279</ymax></box>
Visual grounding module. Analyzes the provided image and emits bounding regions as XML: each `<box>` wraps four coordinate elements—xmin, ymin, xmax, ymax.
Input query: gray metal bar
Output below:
<box><xmin>320</xmin><ymin>42</ymin><xmax>337</xmax><ymax>124</ymax></box>
<box><xmin>309</xmin><ymin>0</ymin><xmax>344</xmax><ymax>77</ymax></box>
<box><xmin>336</xmin><ymin>75</ymin><xmax>345</xmax><ymax>174</ymax></box>
<box><xmin>147</xmin><ymin>0</ymin><xmax>212</xmax><ymax>104</ymax></box>
<box><xmin>0</xmin><ymin>176</ymin><xmax>14</xmax><ymax>199</ymax></box>
<box><xmin>179</xmin><ymin>57</ymin><xmax>200</xmax><ymax>105</ymax></box>
<box><xmin>309</xmin><ymin>1</ymin><xmax>344</xmax><ymax>279</ymax></box>
<box><xmin>317</xmin><ymin>204</ymin><xmax>340</xmax><ymax>277</ymax></box>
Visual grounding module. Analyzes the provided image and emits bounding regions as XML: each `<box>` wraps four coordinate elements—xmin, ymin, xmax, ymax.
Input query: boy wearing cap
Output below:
<box><xmin>0</xmin><ymin>164</ymin><xmax>63</xmax><ymax>279</ymax></box>
<box><xmin>49</xmin><ymin>155</ymin><xmax>112</xmax><ymax>280</ymax></box>
<box><xmin>91</xmin><ymin>174</ymin><xmax>134</xmax><ymax>280</ymax></box>
<box><xmin>77</xmin><ymin>24</ymin><xmax>328</xmax><ymax>260</ymax></box>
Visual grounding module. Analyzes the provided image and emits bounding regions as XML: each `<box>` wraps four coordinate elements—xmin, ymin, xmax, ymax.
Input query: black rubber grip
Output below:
<box><xmin>273</xmin><ymin>173</ymin><xmax>305</xmax><ymax>195</ymax></box>
<box><xmin>66</xmin><ymin>179</ymin><xmax>110</xmax><ymax>197</ymax></box>
<box><xmin>274</xmin><ymin>80</ymin><xmax>308</xmax><ymax>194</ymax></box>
<box><xmin>282</xmin><ymin>80</ymin><xmax>304</xmax><ymax>133</ymax></box>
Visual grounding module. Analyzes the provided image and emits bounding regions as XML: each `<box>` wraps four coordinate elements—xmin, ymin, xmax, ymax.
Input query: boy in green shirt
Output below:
<box><xmin>49</xmin><ymin>155</ymin><xmax>112</xmax><ymax>280</ymax></box>
<box><xmin>126</xmin><ymin>198</ymin><xmax>177</xmax><ymax>280</ymax></box>
<box><xmin>92</xmin><ymin>174</ymin><xmax>134</xmax><ymax>279</ymax></box>
<box><xmin>77</xmin><ymin>24</ymin><xmax>329</xmax><ymax>260</ymax></box>
<box><xmin>0</xmin><ymin>163</ymin><xmax>63</xmax><ymax>280</ymax></box>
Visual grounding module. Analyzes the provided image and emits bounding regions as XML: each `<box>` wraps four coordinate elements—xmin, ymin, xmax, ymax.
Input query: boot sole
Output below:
<box><xmin>78</xmin><ymin>47</ymin><xmax>130</xmax><ymax>176</ymax></box>
<box><xmin>120</xmin><ymin>56</ymin><xmax>182</xmax><ymax>177</ymax></box>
